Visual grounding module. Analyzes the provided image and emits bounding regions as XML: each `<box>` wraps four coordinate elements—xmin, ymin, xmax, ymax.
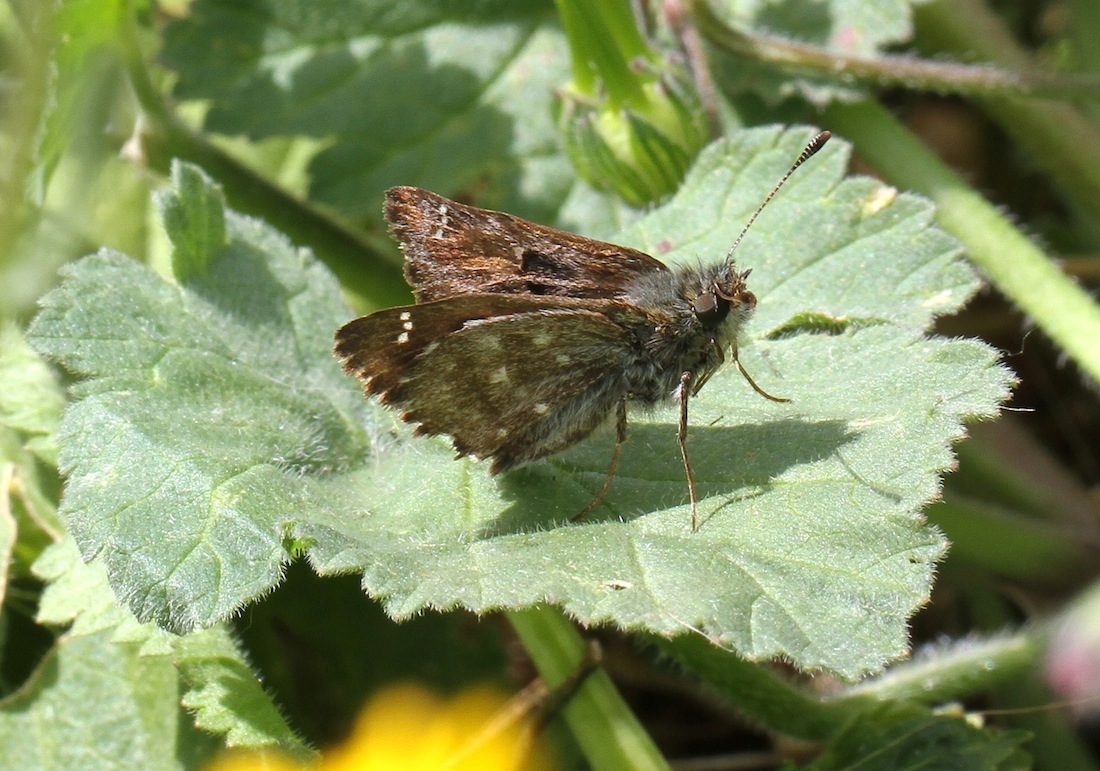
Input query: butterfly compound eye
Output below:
<box><xmin>693</xmin><ymin>291</ymin><xmax>730</xmax><ymax>325</ymax></box>
<box><xmin>740</xmin><ymin>290</ymin><xmax>757</xmax><ymax>310</ymax></box>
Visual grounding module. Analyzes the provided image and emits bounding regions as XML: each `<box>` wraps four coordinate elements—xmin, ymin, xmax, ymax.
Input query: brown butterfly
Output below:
<box><xmin>335</xmin><ymin>131</ymin><xmax>830</xmax><ymax>529</ymax></box>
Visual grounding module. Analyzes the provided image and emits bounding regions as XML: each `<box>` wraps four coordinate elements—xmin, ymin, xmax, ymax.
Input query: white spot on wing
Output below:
<box><xmin>533</xmin><ymin>333</ymin><xmax>552</xmax><ymax>347</ymax></box>
<box><xmin>474</xmin><ymin>335</ymin><xmax>502</xmax><ymax>350</ymax></box>
<box><xmin>397</xmin><ymin>331</ymin><xmax>410</xmax><ymax>344</ymax></box>
<box><xmin>490</xmin><ymin>366</ymin><xmax>509</xmax><ymax>384</ymax></box>
<box><xmin>402</xmin><ymin>320</ymin><xmax>413</xmax><ymax>331</ymax></box>
<box><xmin>399</xmin><ymin>311</ymin><xmax>412</xmax><ymax>322</ymax></box>
<box><xmin>533</xmin><ymin>403</ymin><xmax>550</xmax><ymax>415</ymax></box>
<box><xmin>434</xmin><ymin>204</ymin><xmax>449</xmax><ymax>239</ymax></box>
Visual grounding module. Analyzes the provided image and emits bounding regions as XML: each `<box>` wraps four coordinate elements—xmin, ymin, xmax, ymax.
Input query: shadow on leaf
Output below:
<box><xmin>488</xmin><ymin>417</ymin><xmax>854</xmax><ymax>534</ymax></box>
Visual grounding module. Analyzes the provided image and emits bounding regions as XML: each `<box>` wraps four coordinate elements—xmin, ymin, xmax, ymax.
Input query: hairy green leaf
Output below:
<box><xmin>28</xmin><ymin>537</ymin><xmax>309</xmax><ymax>756</ymax></box>
<box><xmin>29</xmin><ymin>127</ymin><xmax>1012</xmax><ymax>678</ymax></box>
<box><xmin>160</xmin><ymin>0</ymin><xmax>575</xmax><ymax>223</ymax></box>
<box><xmin>810</xmin><ymin>704</ymin><xmax>1031</xmax><ymax>771</ymax></box>
<box><xmin>1</xmin><ymin>321</ymin><xmax>64</xmax><ymax>465</ymax></box>
<box><xmin>0</xmin><ymin>322</ymin><xmax>64</xmax><ymax>560</ymax></box>
<box><xmin>0</xmin><ymin>630</ymin><xmax>208</xmax><ymax>771</ymax></box>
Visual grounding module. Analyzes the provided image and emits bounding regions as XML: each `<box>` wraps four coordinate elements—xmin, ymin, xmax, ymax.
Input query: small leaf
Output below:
<box><xmin>0</xmin><ymin>322</ymin><xmax>64</xmax><ymax>546</ymax></box>
<box><xmin>157</xmin><ymin>161</ymin><xmax>228</xmax><ymax>281</ymax></box>
<box><xmin>0</xmin><ymin>630</ymin><xmax>211</xmax><ymax>770</ymax></box>
<box><xmin>0</xmin><ymin>321</ymin><xmax>64</xmax><ymax>464</ymax></box>
<box><xmin>30</xmin><ymin>537</ymin><xmax>310</xmax><ymax>756</ymax></box>
<box><xmin>176</xmin><ymin>628</ymin><xmax>311</xmax><ymax>753</ymax></box>
<box><xmin>809</xmin><ymin>704</ymin><xmax>1031</xmax><ymax>771</ymax></box>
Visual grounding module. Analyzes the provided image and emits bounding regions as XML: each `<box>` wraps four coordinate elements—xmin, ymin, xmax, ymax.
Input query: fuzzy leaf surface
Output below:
<box><xmin>709</xmin><ymin>0</ymin><xmax>922</xmax><ymax>104</ymax></box>
<box><xmin>30</xmin><ymin>128</ymin><xmax>1011</xmax><ymax>678</ymax></box>
<box><xmin>160</xmin><ymin>0</ymin><xmax>576</xmax><ymax>224</ymax></box>
<box><xmin>25</xmin><ymin>538</ymin><xmax>309</xmax><ymax>756</ymax></box>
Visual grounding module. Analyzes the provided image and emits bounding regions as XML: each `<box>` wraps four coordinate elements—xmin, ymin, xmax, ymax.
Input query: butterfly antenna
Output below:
<box><xmin>724</xmin><ymin>130</ymin><xmax>831</xmax><ymax>264</ymax></box>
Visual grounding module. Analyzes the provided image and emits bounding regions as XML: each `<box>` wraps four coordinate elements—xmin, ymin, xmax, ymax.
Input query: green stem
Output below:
<box><xmin>507</xmin><ymin>606</ymin><xmax>669</xmax><ymax>771</ymax></box>
<box><xmin>595</xmin><ymin>0</ymin><xmax>650</xmax><ymax>65</ymax></box>
<box><xmin>0</xmin><ymin>2</ymin><xmax>56</xmax><ymax>264</ymax></box>
<box><xmin>990</xmin><ymin>671</ymin><xmax>1100</xmax><ymax>771</ymax></box>
<box><xmin>654</xmin><ymin>634</ymin><xmax>861</xmax><ymax>742</ymax></box>
<box><xmin>554</xmin><ymin>0</ymin><xmax>649</xmax><ymax>107</ymax></box>
<box><xmin>915</xmin><ymin>0</ymin><xmax>1100</xmax><ymax>233</ymax></box>
<box><xmin>118</xmin><ymin>2</ymin><xmax>407</xmax><ymax>308</ymax></box>
<box><xmin>660</xmin><ymin>629</ymin><xmax>1045</xmax><ymax>742</ymax></box>
<box><xmin>836</xmin><ymin>630</ymin><xmax>1042</xmax><ymax>706</ymax></box>
<box><xmin>688</xmin><ymin>0</ymin><xmax>1100</xmax><ymax>100</ymax></box>
<box><xmin>554</xmin><ymin>0</ymin><xmax>598</xmax><ymax>96</ymax></box>
<box><xmin>823</xmin><ymin>100</ymin><xmax>1100</xmax><ymax>388</ymax></box>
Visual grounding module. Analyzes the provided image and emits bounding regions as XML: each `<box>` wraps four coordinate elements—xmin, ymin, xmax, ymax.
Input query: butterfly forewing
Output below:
<box><xmin>335</xmin><ymin>294</ymin><xmax>604</xmax><ymax>400</ymax></box>
<box><xmin>386</xmin><ymin>186</ymin><xmax>669</xmax><ymax>302</ymax></box>
<box><xmin>380</xmin><ymin>305</ymin><xmax>637</xmax><ymax>472</ymax></box>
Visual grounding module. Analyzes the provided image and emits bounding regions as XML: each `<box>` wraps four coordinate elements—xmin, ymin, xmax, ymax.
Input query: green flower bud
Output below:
<box><xmin>557</xmin><ymin>76</ymin><xmax>707</xmax><ymax>207</ymax></box>
<box><xmin>551</xmin><ymin>0</ymin><xmax>708</xmax><ymax>205</ymax></box>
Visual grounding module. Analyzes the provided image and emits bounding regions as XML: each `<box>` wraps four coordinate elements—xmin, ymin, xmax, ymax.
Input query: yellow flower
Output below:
<box><xmin>207</xmin><ymin>682</ymin><xmax>555</xmax><ymax>771</ymax></box>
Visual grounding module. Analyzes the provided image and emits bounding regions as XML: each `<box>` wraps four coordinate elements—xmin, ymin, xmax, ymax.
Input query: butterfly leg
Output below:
<box><xmin>678</xmin><ymin>370</ymin><xmax>700</xmax><ymax>530</ymax></box>
<box><xmin>734</xmin><ymin>352</ymin><xmax>791</xmax><ymax>403</ymax></box>
<box><xmin>571</xmin><ymin>399</ymin><xmax>628</xmax><ymax>523</ymax></box>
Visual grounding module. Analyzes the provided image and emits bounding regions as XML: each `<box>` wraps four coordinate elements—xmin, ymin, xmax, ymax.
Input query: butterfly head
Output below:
<box><xmin>692</xmin><ymin>265</ymin><xmax>755</xmax><ymax>331</ymax></box>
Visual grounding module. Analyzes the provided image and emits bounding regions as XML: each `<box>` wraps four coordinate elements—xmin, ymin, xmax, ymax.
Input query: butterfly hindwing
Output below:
<box><xmin>381</xmin><ymin>304</ymin><xmax>639</xmax><ymax>472</ymax></box>
<box><xmin>385</xmin><ymin>186</ymin><xmax>669</xmax><ymax>302</ymax></box>
<box><xmin>335</xmin><ymin>295</ymin><xmax>600</xmax><ymax>399</ymax></box>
